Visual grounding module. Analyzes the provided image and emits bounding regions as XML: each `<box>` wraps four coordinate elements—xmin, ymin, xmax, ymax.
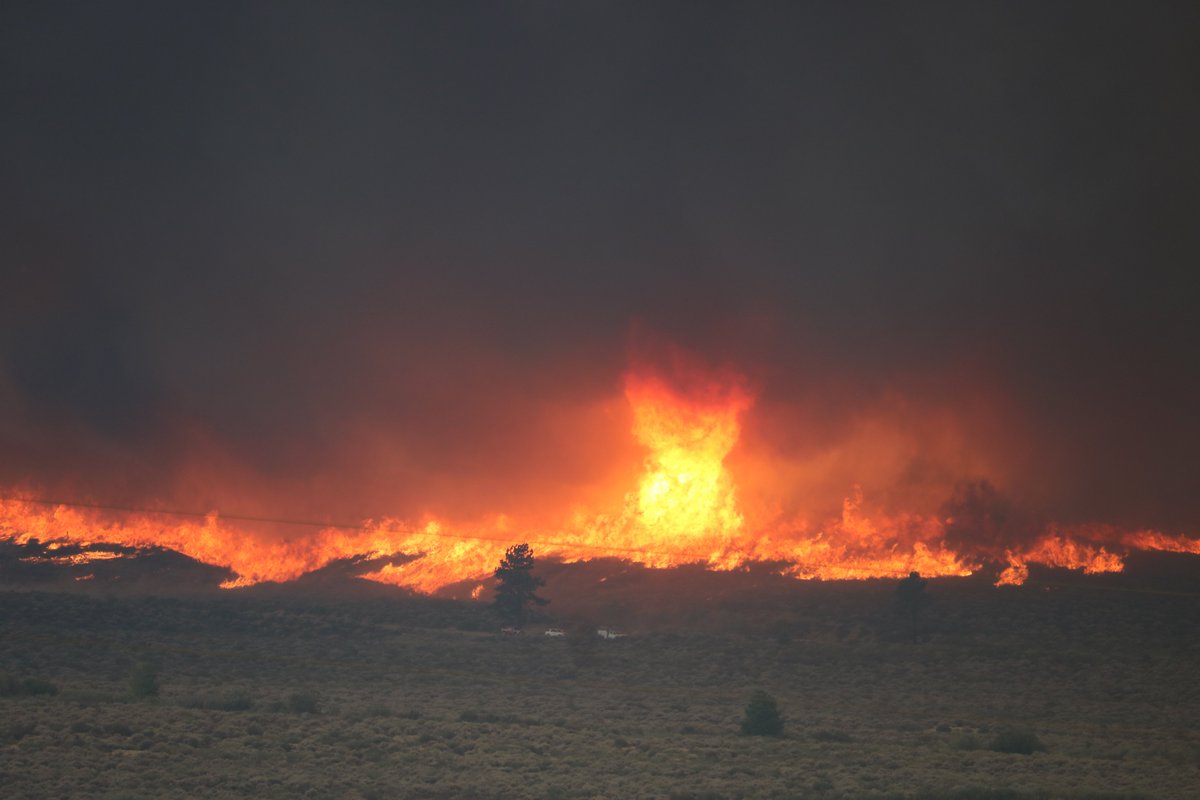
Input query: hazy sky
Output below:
<box><xmin>2</xmin><ymin>2</ymin><xmax>1198</xmax><ymax>533</ymax></box>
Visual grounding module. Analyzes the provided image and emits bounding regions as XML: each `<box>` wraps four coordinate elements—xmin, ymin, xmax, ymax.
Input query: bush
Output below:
<box><xmin>286</xmin><ymin>692</ymin><xmax>319</xmax><ymax>713</ymax></box>
<box><xmin>0</xmin><ymin>674</ymin><xmax>58</xmax><ymax>696</ymax></box>
<box><xmin>740</xmin><ymin>689</ymin><xmax>784</xmax><ymax>736</ymax></box>
<box><xmin>21</xmin><ymin>677</ymin><xmax>59</xmax><ymax>696</ymax></box>
<box><xmin>181</xmin><ymin>691</ymin><xmax>253</xmax><ymax>711</ymax></box>
<box><xmin>459</xmin><ymin>710</ymin><xmax>531</xmax><ymax>725</ymax></box>
<box><xmin>128</xmin><ymin>662</ymin><xmax>159</xmax><ymax>699</ymax></box>
<box><xmin>989</xmin><ymin>728</ymin><xmax>1045</xmax><ymax>755</ymax></box>
<box><xmin>5</xmin><ymin>721</ymin><xmax>37</xmax><ymax>742</ymax></box>
<box><xmin>952</xmin><ymin>733</ymin><xmax>982</xmax><ymax>751</ymax></box>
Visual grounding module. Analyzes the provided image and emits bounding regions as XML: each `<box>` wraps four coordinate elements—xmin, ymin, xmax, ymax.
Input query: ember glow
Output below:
<box><xmin>1</xmin><ymin>355</ymin><xmax>1197</xmax><ymax>591</ymax></box>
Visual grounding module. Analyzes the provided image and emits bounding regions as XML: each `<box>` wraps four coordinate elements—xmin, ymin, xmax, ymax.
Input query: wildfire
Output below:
<box><xmin>995</xmin><ymin>535</ymin><xmax>1125</xmax><ymax>587</ymax></box>
<box><xmin>622</xmin><ymin>367</ymin><xmax>752</xmax><ymax>561</ymax></box>
<box><xmin>775</xmin><ymin>488</ymin><xmax>976</xmax><ymax>581</ymax></box>
<box><xmin>1</xmin><ymin>355</ymin><xmax>1197</xmax><ymax>592</ymax></box>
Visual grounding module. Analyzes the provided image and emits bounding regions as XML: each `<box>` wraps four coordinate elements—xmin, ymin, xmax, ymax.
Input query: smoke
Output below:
<box><xmin>2</xmin><ymin>1</ymin><xmax>1198</xmax><ymax>561</ymax></box>
<box><xmin>940</xmin><ymin>480</ymin><xmax>1034</xmax><ymax>559</ymax></box>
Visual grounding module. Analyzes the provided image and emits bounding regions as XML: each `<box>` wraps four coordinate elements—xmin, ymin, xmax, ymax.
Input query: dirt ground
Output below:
<box><xmin>1</xmin><ymin>573</ymin><xmax>1197</xmax><ymax>799</ymax></box>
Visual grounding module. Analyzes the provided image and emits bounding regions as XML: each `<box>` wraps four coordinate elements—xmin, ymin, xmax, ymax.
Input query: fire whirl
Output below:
<box><xmin>2</xmin><ymin>358</ymin><xmax>1198</xmax><ymax>591</ymax></box>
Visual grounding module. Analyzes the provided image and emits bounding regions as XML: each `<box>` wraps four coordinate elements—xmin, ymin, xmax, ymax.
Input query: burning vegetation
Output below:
<box><xmin>1</xmin><ymin>350</ymin><xmax>1197</xmax><ymax>592</ymax></box>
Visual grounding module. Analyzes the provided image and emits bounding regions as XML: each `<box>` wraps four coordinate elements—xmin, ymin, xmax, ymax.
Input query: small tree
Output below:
<box><xmin>741</xmin><ymin>689</ymin><xmax>784</xmax><ymax>736</ymax></box>
<box><xmin>129</xmin><ymin>661</ymin><xmax>159</xmax><ymax>699</ymax></box>
<box><xmin>493</xmin><ymin>543</ymin><xmax>548</xmax><ymax>625</ymax></box>
<box><xmin>896</xmin><ymin>571</ymin><xmax>930</xmax><ymax>643</ymax></box>
<box><xmin>286</xmin><ymin>692</ymin><xmax>319</xmax><ymax>714</ymax></box>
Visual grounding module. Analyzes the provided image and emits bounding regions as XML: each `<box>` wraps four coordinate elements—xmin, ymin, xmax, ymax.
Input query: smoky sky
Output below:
<box><xmin>2</xmin><ymin>2</ymin><xmax>1198</xmax><ymax>532</ymax></box>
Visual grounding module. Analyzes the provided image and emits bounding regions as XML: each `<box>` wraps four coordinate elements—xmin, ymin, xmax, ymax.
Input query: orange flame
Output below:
<box><xmin>2</xmin><ymin>357</ymin><xmax>1197</xmax><ymax>591</ymax></box>
<box><xmin>995</xmin><ymin>534</ymin><xmax>1125</xmax><ymax>587</ymax></box>
<box><xmin>622</xmin><ymin>367</ymin><xmax>752</xmax><ymax>562</ymax></box>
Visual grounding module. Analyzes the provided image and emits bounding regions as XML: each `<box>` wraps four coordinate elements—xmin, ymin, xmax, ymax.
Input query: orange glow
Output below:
<box><xmin>1</xmin><ymin>355</ymin><xmax>1197</xmax><ymax>591</ymax></box>
<box><xmin>1121</xmin><ymin>529</ymin><xmax>1200</xmax><ymax>555</ymax></box>
<box><xmin>774</xmin><ymin>488</ymin><xmax>976</xmax><ymax>580</ymax></box>
<box><xmin>995</xmin><ymin>533</ymin><xmax>1125</xmax><ymax>587</ymax></box>
<box><xmin>622</xmin><ymin>367</ymin><xmax>752</xmax><ymax>563</ymax></box>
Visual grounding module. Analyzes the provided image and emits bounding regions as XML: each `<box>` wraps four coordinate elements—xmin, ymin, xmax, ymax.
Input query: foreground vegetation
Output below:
<box><xmin>0</xmin><ymin>569</ymin><xmax>1197</xmax><ymax>799</ymax></box>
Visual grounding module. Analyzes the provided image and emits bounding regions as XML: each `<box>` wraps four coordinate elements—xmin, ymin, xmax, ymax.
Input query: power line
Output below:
<box><xmin>3</xmin><ymin>496</ymin><xmax>1075</xmax><ymax>580</ymax></box>
<box><xmin>0</xmin><ymin>495</ymin><xmax>681</xmax><ymax>560</ymax></box>
<box><xmin>4</xmin><ymin>496</ymin><xmax>363</xmax><ymax>531</ymax></box>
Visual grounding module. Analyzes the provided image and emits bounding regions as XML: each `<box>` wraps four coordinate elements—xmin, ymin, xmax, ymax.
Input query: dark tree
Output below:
<box><xmin>493</xmin><ymin>543</ymin><xmax>548</xmax><ymax>625</ymax></box>
<box><xmin>895</xmin><ymin>571</ymin><xmax>931</xmax><ymax>643</ymax></box>
<box><xmin>741</xmin><ymin>689</ymin><xmax>784</xmax><ymax>736</ymax></box>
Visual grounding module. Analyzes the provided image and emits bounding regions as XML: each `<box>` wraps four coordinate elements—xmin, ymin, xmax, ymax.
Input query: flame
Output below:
<box><xmin>995</xmin><ymin>534</ymin><xmax>1125</xmax><ymax>587</ymax></box>
<box><xmin>775</xmin><ymin>489</ymin><xmax>976</xmax><ymax>580</ymax></box>
<box><xmin>622</xmin><ymin>368</ymin><xmax>752</xmax><ymax>562</ymax></box>
<box><xmin>1</xmin><ymin>356</ymin><xmax>1197</xmax><ymax>591</ymax></box>
<box><xmin>1121</xmin><ymin>529</ymin><xmax>1200</xmax><ymax>555</ymax></box>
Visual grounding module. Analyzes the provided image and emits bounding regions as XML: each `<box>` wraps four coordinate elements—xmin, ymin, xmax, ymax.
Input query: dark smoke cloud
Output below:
<box><xmin>940</xmin><ymin>481</ymin><xmax>1035</xmax><ymax>558</ymax></box>
<box><xmin>1</xmin><ymin>2</ymin><xmax>1198</xmax><ymax>535</ymax></box>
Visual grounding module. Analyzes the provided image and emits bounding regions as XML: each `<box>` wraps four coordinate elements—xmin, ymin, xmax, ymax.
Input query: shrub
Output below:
<box><xmin>0</xmin><ymin>674</ymin><xmax>59</xmax><ymax>696</ymax></box>
<box><xmin>181</xmin><ymin>691</ymin><xmax>253</xmax><ymax>711</ymax></box>
<box><xmin>952</xmin><ymin>733</ymin><xmax>982</xmax><ymax>751</ymax></box>
<box><xmin>22</xmin><ymin>677</ymin><xmax>59</xmax><ymax>696</ymax></box>
<box><xmin>128</xmin><ymin>662</ymin><xmax>159</xmax><ymax>699</ymax></box>
<box><xmin>286</xmin><ymin>692</ymin><xmax>319</xmax><ymax>713</ymax></box>
<box><xmin>740</xmin><ymin>689</ymin><xmax>784</xmax><ymax>736</ymax></box>
<box><xmin>5</xmin><ymin>721</ymin><xmax>37</xmax><ymax>742</ymax></box>
<box><xmin>459</xmin><ymin>709</ymin><xmax>528</xmax><ymax>724</ymax></box>
<box><xmin>989</xmin><ymin>728</ymin><xmax>1045</xmax><ymax>755</ymax></box>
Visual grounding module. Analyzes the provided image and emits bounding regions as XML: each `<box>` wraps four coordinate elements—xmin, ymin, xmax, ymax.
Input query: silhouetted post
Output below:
<box><xmin>896</xmin><ymin>571</ymin><xmax>930</xmax><ymax>643</ymax></box>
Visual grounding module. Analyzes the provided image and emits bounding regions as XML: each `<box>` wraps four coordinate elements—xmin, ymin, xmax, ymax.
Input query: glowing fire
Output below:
<box><xmin>995</xmin><ymin>535</ymin><xmax>1125</xmax><ymax>587</ymax></box>
<box><xmin>1</xmin><ymin>356</ymin><xmax>1197</xmax><ymax>591</ymax></box>
<box><xmin>623</xmin><ymin>368</ymin><xmax>752</xmax><ymax>562</ymax></box>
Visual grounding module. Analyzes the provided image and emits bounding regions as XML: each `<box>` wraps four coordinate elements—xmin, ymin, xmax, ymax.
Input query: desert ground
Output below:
<box><xmin>1</xmin><ymin>557</ymin><xmax>1198</xmax><ymax>799</ymax></box>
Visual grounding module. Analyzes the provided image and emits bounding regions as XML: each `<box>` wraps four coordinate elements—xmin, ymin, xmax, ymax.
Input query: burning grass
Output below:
<box><xmin>3</xmin><ymin>356</ymin><xmax>1196</xmax><ymax>596</ymax></box>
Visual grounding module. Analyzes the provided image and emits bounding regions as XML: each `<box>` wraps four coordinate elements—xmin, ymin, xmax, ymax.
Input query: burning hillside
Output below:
<box><xmin>1</xmin><ymin>348</ymin><xmax>1197</xmax><ymax>592</ymax></box>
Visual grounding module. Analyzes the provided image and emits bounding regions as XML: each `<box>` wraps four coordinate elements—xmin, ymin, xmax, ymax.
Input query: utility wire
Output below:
<box><xmin>6</xmin><ymin>498</ymin><xmax>1189</xmax><ymax>591</ymax></box>
<box><xmin>0</xmin><ymin>495</ymin><xmax>692</xmax><ymax>560</ymax></box>
<box><xmin>4</xmin><ymin>496</ymin><xmax>364</xmax><ymax>531</ymax></box>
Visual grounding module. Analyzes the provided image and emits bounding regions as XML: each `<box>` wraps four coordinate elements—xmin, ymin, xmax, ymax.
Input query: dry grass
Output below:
<box><xmin>0</xmin><ymin>578</ymin><xmax>1196</xmax><ymax>799</ymax></box>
